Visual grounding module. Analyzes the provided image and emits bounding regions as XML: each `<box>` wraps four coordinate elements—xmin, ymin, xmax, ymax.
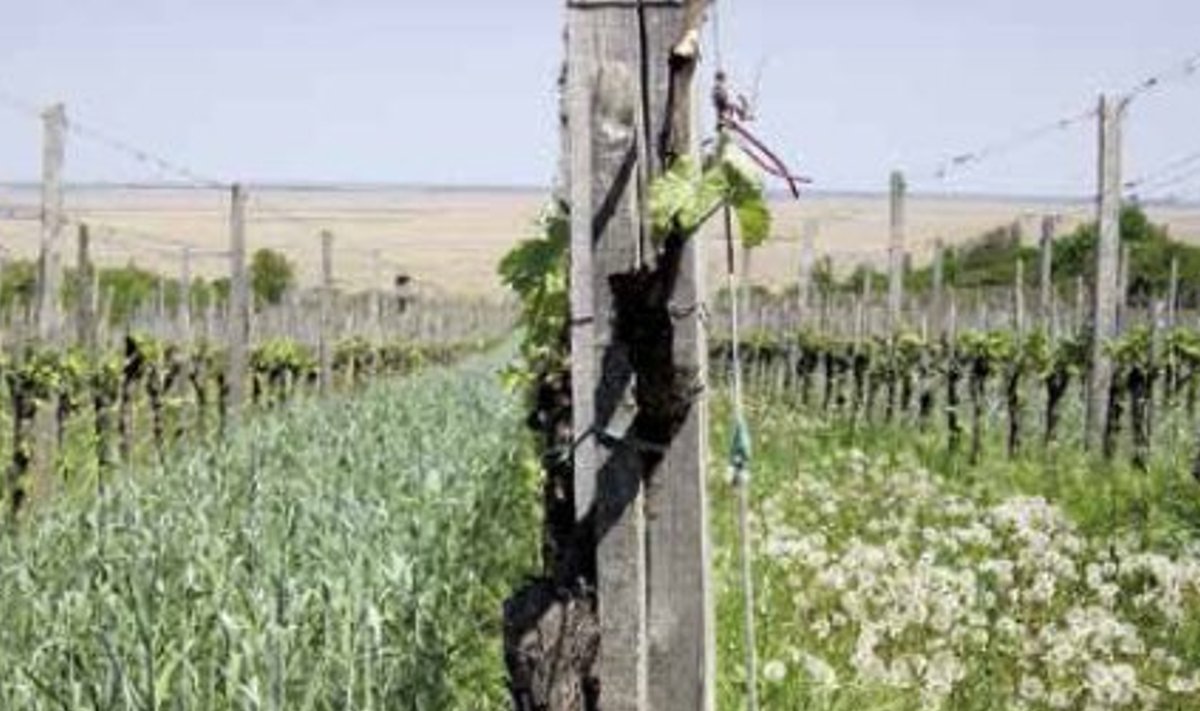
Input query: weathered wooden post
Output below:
<box><xmin>1086</xmin><ymin>94</ymin><xmax>1123</xmax><ymax>451</ymax></box>
<box><xmin>565</xmin><ymin>2</ymin><xmax>713</xmax><ymax>709</ymax></box>
<box><xmin>1039</xmin><ymin>215</ymin><xmax>1055</xmax><ymax>330</ymax></box>
<box><xmin>75</xmin><ymin>223</ymin><xmax>96</xmax><ymax>352</ymax></box>
<box><xmin>1167</xmin><ymin>255</ymin><xmax>1179</xmax><ymax>330</ymax></box>
<box><xmin>37</xmin><ymin>103</ymin><xmax>67</xmax><ymax>343</ymax></box>
<box><xmin>228</xmin><ymin>184</ymin><xmax>249</xmax><ymax>427</ymax></box>
<box><xmin>178</xmin><ymin>246</ymin><xmax>193</xmax><ymax>343</ymax></box>
<box><xmin>1117</xmin><ymin>241</ymin><xmax>1131</xmax><ymax>331</ymax></box>
<box><xmin>1014</xmin><ymin>256</ymin><xmax>1026</xmax><ymax>336</ymax></box>
<box><xmin>1075</xmin><ymin>275</ymin><xmax>1087</xmax><ymax>335</ymax></box>
<box><xmin>887</xmin><ymin>170</ymin><xmax>906</xmax><ymax>333</ymax></box>
<box><xmin>319</xmin><ymin>230</ymin><xmax>334</xmax><ymax>395</ymax></box>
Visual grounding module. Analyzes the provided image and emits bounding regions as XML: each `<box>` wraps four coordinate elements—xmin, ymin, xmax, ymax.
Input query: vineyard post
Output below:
<box><xmin>370</xmin><ymin>248</ymin><xmax>384</xmax><ymax>347</ymax></box>
<box><xmin>1039</xmin><ymin>215</ymin><xmax>1055</xmax><ymax>330</ymax></box>
<box><xmin>1086</xmin><ymin>94</ymin><xmax>1123</xmax><ymax>451</ymax></box>
<box><xmin>1075</xmin><ymin>275</ymin><xmax>1087</xmax><ymax>336</ymax></box>
<box><xmin>179</xmin><ymin>247</ymin><xmax>192</xmax><ymax>343</ymax></box>
<box><xmin>931</xmin><ymin>239</ymin><xmax>945</xmax><ymax>338</ymax></box>
<box><xmin>855</xmin><ymin>272</ymin><xmax>870</xmax><ymax>341</ymax></box>
<box><xmin>36</xmin><ymin>103</ymin><xmax>66</xmax><ymax>344</ymax></box>
<box><xmin>1014</xmin><ymin>256</ymin><xmax>1026</xmax><ymax>336</ymax></box>
<box><xmin>819</xmin><ymin>254</ymin><xmax>831</xmax><ymax>335</ymax></box>
<box><xmin>75</xmin><ymin>223</ymin><xmax>96</xmax><ymax>353</ymax></box>
<box><xmin>319</xmin><ymin>230</ymin><xmax>334</xmax><ymax>395</ymax></box>
<box><xmin>155</xmin><ymin>277</ymin><xmax>167</xmax><ymax>338</ymax></box>
<box><xmin>566</xmin><ymin>1</ymin><xmax>713</xmax><ymax>707</ymax></box>
<box><xmin>948</xmin><ymin>288</ymin><xmax>959</xmax><ymax>342</ymax></box>
<box><xmin>887</xmin><ymin>170</ymin><xmax>907</xmax><ymax>333</ymax></box>
<box><xmin>1167</xmin><ymin>255</ymin><xmax>1179</xmax><ymax>329</ymax></box>
<box><xmin>228</xmin><ymin>183</ymin><xmax>249</xmax><ymax>427</ymax></box>
<box><xmin>798</xmin><ymin>218</ymin><xmax>817</xmax><ymax>326</ymax></box>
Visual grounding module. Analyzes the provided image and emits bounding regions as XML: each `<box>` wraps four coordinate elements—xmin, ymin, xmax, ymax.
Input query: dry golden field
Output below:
<box><xmin>2</xmin><ymin>184</ymin><xmax>1199</xmax><ymax>297</ymax></box>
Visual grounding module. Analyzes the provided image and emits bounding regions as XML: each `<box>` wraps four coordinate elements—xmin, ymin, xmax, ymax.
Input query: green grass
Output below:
<box><xmin>0</xmin><ymin>354</ymin><xmax>540</xmax><ymax>710</ymax></box>
<box><xmin>712</xmin><ymin>388</ymin><xmax>1200</xmax><ymax>710</ymax></box>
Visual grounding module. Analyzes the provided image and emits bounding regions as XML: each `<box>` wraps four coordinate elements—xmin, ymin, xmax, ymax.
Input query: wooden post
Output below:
<box><xmin>798</xmin><ymin>218</ymin><xmax>817</xmax><ymax>327</ymax></box>
<box><xmin>370</xmin><ymin>248</ymin><xmax>384</xmax><ymax>346</ymax></box>
<box><xmin>228</xmin><ymin>184</ymin><xmax>249</xmax><ymax>426</ymax></box>
<box><xmin>1039</xmin><ymin>215</ymin><xmax>1055</xmax><ymax>329</ymax></box>
<box><xmin>1168</xmin><ymin>255</ymin><xmax>1179</xmax><ymax>330</ymax></box>
<box><xmin>887</xmin><ymin>170</ymin><xmax>906</xmax><ymax>333</ymax></box>
<box><xmin>75</xmin><ymin>223</ymin><xmax>96</xmax><ymax>352</ymax></box>
<box><xmin>1087</xmin><ymin>94</ymin><xmax>1123</xmax><ymax>451</ymax></box>
<box><xmin>178</xmin><ymin>246</ymin><xmax>192</xmax><ymax>343</ymax></box>
<box><xmin>566</xmin><ymin>2</ymin><xmax>713</xmax><ymax>709</ymax></box>
<box><xmin>1117</xmin><ymin>241</ymin><xmax>1130</xmax><ymax>331</ymax></box>
<box><xmin>931</xmin><ymin>239</ymin><xmax>945</xmax><ymax>339</ymax></box>
<box><xmin>1075</xmin><ymin>275</ymin><xmax>1087</xmax><ymax>335</ymax></box>
<box><xmin>37</xmin><ymin>103</ymin><xmax>67</xmax><ymax>343</ymax></box>
<box><xmin>319</xmin><ymin>230</ymin><xmax>334</xmax><ymax>395</ymax></box>
<box><xmin>857</xmin><ymin>273</ymin><xmax>871</xmax><ymax>340</ymax></box>
<box><xmin>1014</xmin><ymin>256</ymin><xmax>1026</xmax><ymax>336</ymax></box>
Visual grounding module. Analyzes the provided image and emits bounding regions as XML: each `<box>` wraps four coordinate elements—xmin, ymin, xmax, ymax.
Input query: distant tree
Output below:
<box><xmin>250</xmin><ymin>248</ymin><xmax>295</xmax><ymax>307</ymax></box>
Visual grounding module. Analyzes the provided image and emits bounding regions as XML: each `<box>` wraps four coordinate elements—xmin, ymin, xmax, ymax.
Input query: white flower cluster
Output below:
<box><xmin>756</xmin><ymin>448</ymin><xmax>1200</xmax><ymax>710</ymax></box>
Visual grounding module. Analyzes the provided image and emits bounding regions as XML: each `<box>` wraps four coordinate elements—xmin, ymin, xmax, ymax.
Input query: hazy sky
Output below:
<box><xmin>0</xmin><ymin>0</ymin><xmax>1198</xmax><ymax>197</ymax></box>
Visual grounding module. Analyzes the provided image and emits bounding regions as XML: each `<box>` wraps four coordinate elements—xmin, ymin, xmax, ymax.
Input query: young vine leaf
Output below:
<box><xmin>649</xmin><ymin>138</ymin><xmax>771</xmax><ymax>247</ymax></box>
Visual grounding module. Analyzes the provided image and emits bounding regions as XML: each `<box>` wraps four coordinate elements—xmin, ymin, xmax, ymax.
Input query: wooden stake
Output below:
<box><xmin>1039</xmin><ymin>215</ymin><xmax>1055</xmax><ymax>329</ymax></box>
<box><xmin>37</xmin><ymin>103</ymin><xmax>66</xmax><ymax>344</ymax></box>
<box><xmin>887</xmin><ymin>170</ymin><xmax>906</xmax><ymax>332</ymax></box>
<box><xmin>1087</xmin><ymin>95</ymin><xmax>1122</xmax><ymax>451</ymax></box>
<box><xmin>931</xmin><ymin>238</ymin><xmax>945</xmax><ymax>339</ymax></box>
<box><xmin>1168</xmin><ymin>255</ymin><xmax>1179</xmax><ymax>330</ymax></box>
<box><xmin>179</xmin><ymin>246</ymin><xmax>192</xmax><ymax>343</ymax></box>
<box><xmin>75</xmin><ymin>223</ymin><xmax>96</xmax><ymax>353</ymax></box>
<box><xmin>319</xmin><ymin>230</ymin><xmax>334</xmax><ymax>395</ymax></box>
<box><xmin>1014</xmin><ymin>256</ymin><xmax>1026</xmax><ymax>336</ymax></box>
<box><xmin>228</xmin><ymin>184</ymin><xmax>249</xmax><ymax>427</ymax></box>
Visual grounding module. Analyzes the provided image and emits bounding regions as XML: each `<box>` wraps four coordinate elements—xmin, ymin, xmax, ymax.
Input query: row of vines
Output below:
<box><xmin>0</xmin><ymin>334</ymin><xmax>496</xmax><ymax>518</ymax></box>
<box><xmin>713</xmin><ymin>324</ymin><xmax>1200</xmax><ymax>472</ymax></box>
<box><xmin>710</xmin><ymin>324</ymin><xmax>1200</xmax><ymax>475</ymax></box>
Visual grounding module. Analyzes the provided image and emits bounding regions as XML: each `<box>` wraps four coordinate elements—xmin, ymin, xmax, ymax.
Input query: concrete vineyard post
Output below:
<box><xmin>37</xmin><ymin>103</ymin><xmax>66</xmax><ymax>344</ymax></box>
<box><xmin>1087</xmin><ymin>95</ymin><xmax>1122</xmax><ymax>451</ymax></box>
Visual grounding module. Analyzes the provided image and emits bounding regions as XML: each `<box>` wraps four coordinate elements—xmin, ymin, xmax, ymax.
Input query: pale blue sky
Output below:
<box><xmin>0</xmin><ymin>1</ymin><xmax>1198</xmax><ymax>197</ymax></box>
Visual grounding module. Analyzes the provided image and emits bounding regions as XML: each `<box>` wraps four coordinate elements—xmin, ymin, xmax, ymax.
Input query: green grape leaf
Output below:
<box><xmin>649</xmin><ymin>143</ymin><xmax>772</xmax><ymax>248</ymax></box>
